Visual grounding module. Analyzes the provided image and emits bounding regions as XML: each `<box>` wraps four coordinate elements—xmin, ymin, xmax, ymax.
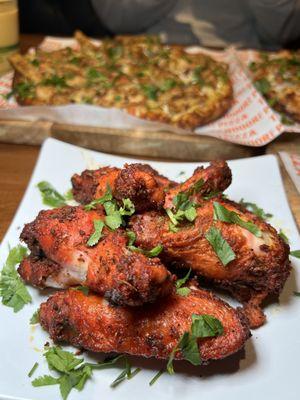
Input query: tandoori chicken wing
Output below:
<box><xmin>71</xmin><ymin>161</ymin><xmax>231</xmax><ymax>212</ymax></box>
<box><xmin>19</xmin><ymin>206</ymin><xmax>174</xmax><ymax>306</ymax></box>
<box><xmin>39</xmin><ymin>287</ymin><xmax>250</xmax><ymax>362</ymax></box>
<box><xmin>71</xmin><ymin>163</ymin><xmax>175</xmax><ymax>211</ymax></box>
<box><xmin>130</xmin><ymin>198</ymin><xmax>290</xmax><ymax>328</ymax></box>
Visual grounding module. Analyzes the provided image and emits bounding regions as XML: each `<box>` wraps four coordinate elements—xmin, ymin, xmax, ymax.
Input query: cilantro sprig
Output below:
<box><xmin>0</xmin><ymin>245</ymin><xmax>31</xmax><ymax>312</ymax></box>
<box><xmin>126</xmin><ymin>231</ymin><xmax>163</xmax><ymax>258</ymax></box>
<box><xmin>37</xmin><ymin>181</ymin><xmax>73</xmax><ymax>208</ymax></box>
<box><xmin>167</xmin><ymin>314</ymin><xmax>223</xmax><ymax>374</ymax></box>
<box><xmin>32</xmin><ymin>347</ymin><xmax>141</xmax><ymax>399</ymax></box>
<box><xmin>290</xmin><ymin>250</ymin><xmax>300</xmax><ymax>259</ymax></box>
<box><xmin>213</xmin><ymin>202</ymin><xmax>262</xmax><ymax>238</ymax></box>
<box><xmin>85</xmin><ymin>185</ymin><xmax>135</xmax><ymax>233</ymax></box>
<box><xmin>175</xmin><ymin>269</ymin><xmax>191</xmax><ymax>297</ymax></box>
<box><xmin>166</xmin><ymin>179</ymin><xmax>204</xmax><ymax>229</ymax></box>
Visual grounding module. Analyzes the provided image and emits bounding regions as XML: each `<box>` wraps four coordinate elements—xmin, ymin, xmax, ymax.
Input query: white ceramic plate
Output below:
<box><xmin>0</xmin><ymin>138</ymin><xmax>299</xmax><ymax>400</ymax></box>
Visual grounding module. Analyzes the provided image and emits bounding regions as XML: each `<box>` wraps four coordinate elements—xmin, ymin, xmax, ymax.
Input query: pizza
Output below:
<box><xmin>249</xmin><ymin>51</ymin><xmax>300</xmax><ymax>123</ymax></box>
<box><xmin>9</xmin><ymin>31</ymin><xmax>233</xmax><ymax>129</ymax></box>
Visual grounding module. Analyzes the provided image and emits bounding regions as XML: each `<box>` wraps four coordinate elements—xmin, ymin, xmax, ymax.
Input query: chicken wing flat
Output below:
<box><xmin>19</xmin><ymin>206</ymin><xmax>173</xmax><ymax>306</ymax></box>
<box><xmin>39</xmin><ymin>288</ymin><xmax>250</xmax><ymax>362</ymax></box>
<box><xmin>71</xmin><ymin>163</ymin><xmax>175</xmax><ymax>211</ymax></box>
<box><xmin>130</xmin><ymin>198</ymin><xmax>290</xmax><ymax>328</ymax></box>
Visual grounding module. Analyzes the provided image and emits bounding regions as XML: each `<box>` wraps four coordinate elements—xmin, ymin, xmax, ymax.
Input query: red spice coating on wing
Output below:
<box><xmin>39</xmin><ymin>288</ymin><xmax>250</xmax><ymax>361</ymax></box>
<box><xmin>19</xmin><ymin>205</ymin><xmax>174</xmax><ymax>306</ymax></box>
<box><xmin>130</xmin><ymin>198</ymin><xmax>290</xmax><ymax>327</ymax></box>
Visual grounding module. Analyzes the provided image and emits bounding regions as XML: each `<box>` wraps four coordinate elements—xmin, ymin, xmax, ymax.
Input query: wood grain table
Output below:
<box><xmin>0</xmin><ymin>35</ymin><xmax>299</xmax><ymax>241</ymax></box>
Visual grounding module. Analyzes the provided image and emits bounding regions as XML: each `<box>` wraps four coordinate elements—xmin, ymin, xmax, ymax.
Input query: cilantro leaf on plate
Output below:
<box><xmin>290</xmin><ymin>250</ymin><xmax>300</xmax><ymax>259</ymax></box>
<box><xmin>37</xmin><ymin>181</ymin><xmax>68</xmax><ymax>208</ymax></box>
<box><xmin>0</xmin><ymin>245</ymin><xmax>31</xmax><ymax>312</ymax></box>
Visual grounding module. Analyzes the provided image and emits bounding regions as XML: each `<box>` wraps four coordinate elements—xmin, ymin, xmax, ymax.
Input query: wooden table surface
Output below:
<box><xmin>0</xmin><ymin>35</ymin><xmax>299</xmax><ymax>241</ymax></box>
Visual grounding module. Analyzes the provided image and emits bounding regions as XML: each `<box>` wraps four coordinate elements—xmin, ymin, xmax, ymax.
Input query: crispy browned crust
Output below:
<box><xmin>130</xmin><ymin>198</ymin><xmax>291</xmax><ymax>328</ymax></box>
<box><xmin>19</xmin><ymin>205</ymin><xmax>174</xmax><ymax>306</ymax></box>
<box><xmin>18</xmin><ymin>255</ymin><xmax>61</xmax><ymax>287</ymax></box>
<box><xmin>9</xmin><ymin>32</ymin><xmax>233</xmax><ymax>128</ymax></box>
<box><xmin>72</xmin><ymin>163</ymin><xmax>176</xmax><ymax>211</ymax></box>
<box><xmin>39</xmin><ymin>288</ymin><xmax>250</xmax><ymax>362</ymax></box>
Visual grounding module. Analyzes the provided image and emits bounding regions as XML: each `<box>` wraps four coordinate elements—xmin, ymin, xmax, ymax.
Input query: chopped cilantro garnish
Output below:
<box><xmin>70</xmin><ymin>57</ymin><xmax>80</xmax><ymax>65</ymax></box>
<box><xmin>32</xmin><ymin>346</ymin><xmax>94</xmax><ymax>400</ymax></box>
<box><xmin>15</xmin><ymin>82</ymin><xmax>35</xmax><ymax>100</ymax></box>
<box><xmin>107</xmin><ymin>46</ymin><xmax>123</xmax><ymax>60</ymax></box>
<box><xmin>149</xmin><ymin>369</ymin><xmax>164</xmax><ymax>386</ymax></box>
<box><xmin>28</xmin><ymin>362</ymin><xmax>39</xmax><ymax>378</ymax></box>
<box><xmin>31</xmin><ymin>59</ymin><xmax>40</xmax><ymax>67</ymax></box>
<box><xmin>84</xmin><ymin>185</ymin><xmax>113</xmax><ymax>211</ymax></box>
<box><xmin>110</xmin><ymin>358</ymin><xmax>141</xmax><ymax>388</ymax></box>
<box><xmin>175</xmin><ymin>268</ymin><xmax>191</xmax><ymax>297</ymax></box>
<box><xmin>42</xmin><ymin>75</ymin><xmax>68</xmax><ymax>88</ymax></box>
<box><xmin>167</xmin><ymin>314</ymin><xmax>223</xmax><ymax>374</ymax></box>
<box><xmin>30</xmin><ymin>309</ymin><xmax>40</xmax><ymax>324</ymax></box>
<box><xmin>37</xmin><ymin>181</ymin><xmax>70</xmax><ymax>208</ymax></box>
<box><xmin>254</xmin><ymin>78</ymin><xmax>271</xmax><ymax>95</ymax></box>
<box><xmin>290</xmin><ymin>250</ymin><xmax>300</xmax><ymax>258</ymax></box>
<box><xmin>87</xmin><ymin>220</ymin><xmax>105</xmax><ymax>247</ymax></box>
<box><xmin>160</xmin><ymin>79</ymin><xmax>176</xmax><ymax>91</ymax></box>
<box><xmin>279</xmin><ymin>229</ymin><xmax>289</xmax><ymax>244</ymax></box>
<box><xmin>0</xmin><ymin>245</ymin><xmax>31</xmax><ymax>312</ymax></box>
<box><xmin>126</xmin><ymin>231</ymin><xmax>163</xmax><ymax>258</ymax></box>
<box><xmin>205</xmin><ymin>226</ymin><xmax>236</xmax><ymax>266</ymax></box>
<box><xmin>239</xmin><ymin>199</ymin><xmax>272</xmax><ymax>220</ymax></box>
<box><xmin>141</xmin><ymin>84</ymin><xmax>159</xmax><ymax>100</ymax></box>
<box><xmin>213</xmin><ymin>202</ymin><xmax>262</xmax><ymax>237</ymax></box>
<box><xmin>86</xmin><ymin>68</ymin><xmax>107</xmax><ymax>81</ymax></box>
<box><xmin>192</xmin><ymin>66</ymin><xmax>205</xmax><ymax>85</ymax></box>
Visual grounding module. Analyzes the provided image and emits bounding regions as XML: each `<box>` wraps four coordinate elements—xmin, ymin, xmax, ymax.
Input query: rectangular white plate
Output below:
<box><xmin>0</xmin><ymin>138</ymin><xmax>299</xmax><ymax>400</ymax></box>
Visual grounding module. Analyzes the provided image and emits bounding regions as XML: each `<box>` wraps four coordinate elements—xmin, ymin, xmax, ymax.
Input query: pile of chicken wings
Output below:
<box><xmin>18</xmin><ymin>161</ymin><xmax>291</xmax><ymax>364</ymax></box>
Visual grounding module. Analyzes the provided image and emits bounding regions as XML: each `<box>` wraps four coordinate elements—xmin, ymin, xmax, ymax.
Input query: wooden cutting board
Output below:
<box><xmin>0</xmin><ymin>119</ymin><xmax>262</xmax><ymax>161</ymax></box>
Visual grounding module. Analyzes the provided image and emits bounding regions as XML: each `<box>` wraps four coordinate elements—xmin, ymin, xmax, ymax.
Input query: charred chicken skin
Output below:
<box><xmin>71</xmin><ymin>163</ymin><xmax>176</xmax><ymax>212</ymax></box>
<box><xmin>130</xmin><ymin>198</ymin><xmax>290</xmax><ymax>328</ymax></box>
<box><xmin>19</xmin><ymin>206</ymin><xmax>174</xmax><ymax>306</ymax></box>
<box><xmin>39</xmin><ymin>288</ymin><xmax>250</xmax><ymax>362</ymax></box>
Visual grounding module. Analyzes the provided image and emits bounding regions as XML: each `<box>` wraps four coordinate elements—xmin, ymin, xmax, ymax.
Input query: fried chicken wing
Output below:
<box><xmin>130</xmin><ymin>198</ymin><xmax>290</xmax><ymax>328</ymax></box>
<box><xmin>39</xmin><ymin>288</ymin><xmax>250</xmax><ymax>362</ymax></box>
<box><xmin>164</xmin><ymin>160</ymin><xmax>232</xmax><ymax>209</ymax></box>
<box><xmin>71</xmin><ymin>163</ymin><xmax>175</xmax><ymax>211</ymax></box>
<box><xmin>19</xmin><ymin>206</ymin><xmax>174</xmax><ymax>306</ymax></box>
<box><xmin>71</xmin><ymin>161</ymin><xmax>231</xmax><ymax>212</ymax></box>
